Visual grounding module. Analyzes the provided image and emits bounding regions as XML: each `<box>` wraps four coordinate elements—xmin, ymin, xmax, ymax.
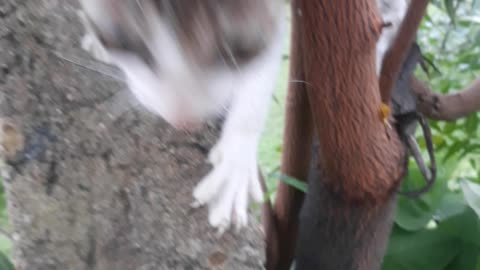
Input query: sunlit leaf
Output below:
<box><xmin>460</xmin><ymin>179</ymin><xmax>480</xmax><ymax>218</ymax></box>
<box><xmin>434</xmin><ymin>193</ymin><xmax>468</xmax><ymax>222</ymax></box>
<box><xmin>443</xmin><ymin>141</ymin><xmax>466</xmax><ymax>162</ymax></box>
<box><xmin>395</xmin><ymin>197</ymin><xmax>435</xmax><ymax>231</ymax></box>
<box><xmin>443</xmin><ymin>122</ymin><xmax>457</xmax><ymax>134</ymax></box>
<box><xmin>459</xmin><ymin>15</ymin><xmax>480</xmax><ymax>24</ymax></box>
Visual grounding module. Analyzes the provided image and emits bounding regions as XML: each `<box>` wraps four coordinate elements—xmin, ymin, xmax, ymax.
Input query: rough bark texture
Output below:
<box><xmin>0</xmin><ymin>1</ymin><xmax>264</xmax><ymax>269</ymax></box>
<box><xmin>273</xmin><ymin>0</ymin><xmax>406</xmax><ymax>268</ymax></box>
<box><xmin>299</xmin><ymin>0</ymin><xmax>405</xmax><ymax>203</ymax></box>
<box><xmin>413</xmin><ymin>77</ymin><xmax>480</xmax><ymax>121</ymax></box>
<box><xmin>295</xmin><ymin>141</ymin><xmax>396</xmax><ymax>270</ymax></box>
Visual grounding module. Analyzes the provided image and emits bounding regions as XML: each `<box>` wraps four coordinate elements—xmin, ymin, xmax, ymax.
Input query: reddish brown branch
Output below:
<box><xmin>379</xmin><ymin>0</ymin><xmax>429</xmax><ymax>103</ymax></box>
<box><xmin>278</xmin><ymin>0</ymin><xmax>407</xmax><ymax>268</ymax></box>
<box><xmin>299</xmin><ymin>0</ymin><xmax>405</xmax><ymax>203</ymax></box>
<box><xmin>270</xmin><ymin>3</ymin><xmax>313</xmax><ymax>269</ymax></box>
<box><xmin>412</xmin><ymin>77</ymin><xmax>480</xmax><ymax>121</ymax></box>
<box><xmin>259</xmin><ymin>171</ymin><xmax>280</xmax><ymax>270</ymax></box>
<box><xmin>271</xmin><ymin>89</ymin><xmax>312</xmax><ymax>270</ymax></box>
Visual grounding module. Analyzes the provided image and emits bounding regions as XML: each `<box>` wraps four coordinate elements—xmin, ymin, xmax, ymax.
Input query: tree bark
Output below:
<box><xmin>412</xmin><ymin>77</ymin><xmax>480</xmax><ymax>121</ymax></box>
<box><xmin>301</xmin><ymin>0</ymin><xmax>404</xmax><ymax>203</ymax></box>
<box><xmin>295</xmin><ymin>141</ymin><xmax>397</xmax><ymax>270</ymax></box>
<box><xmin>286</xmin><ymin>0</ymin><xmax>406</xmax><ymax>269</ymax></box>
<box><xmin>379</xmin><ymin>0</ymin><xmax>430</xmax><ymax>103</ymax></box>
<box><xmin>271</xmin><ymin>5</ymin><xmax>313</xmax><ymax>268</ymax></box>
<box><xmin>0</xmin><ymin>1</ymin><xmax>264</xmax><ymax>269</ymax></box>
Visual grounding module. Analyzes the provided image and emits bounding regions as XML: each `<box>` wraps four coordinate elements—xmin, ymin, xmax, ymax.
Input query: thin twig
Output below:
<box><xmin>52</xmin><ymin>51</ymin><xmax>126</xmax><ymax>82</ymax></box>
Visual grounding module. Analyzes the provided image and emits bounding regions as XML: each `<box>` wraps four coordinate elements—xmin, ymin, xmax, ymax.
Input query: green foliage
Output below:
<box><xmin>385</xmin><ymin>1</ymin><xmax>480</xmax><ymax>269</ymax></box>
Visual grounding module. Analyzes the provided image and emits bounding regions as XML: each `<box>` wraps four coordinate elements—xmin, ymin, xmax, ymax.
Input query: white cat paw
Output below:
<box><xmin>77</xmin><ymin>10</ymin><xmax>111</xmax><ymax>63</ymax></box>
<box><xmin>192</xmin><ymin>134</ymin><xmax>264</xmax><ymax>233</ymax></box>
<box><xmin>81</xmin><ymin>34</ymin><xmax>111</xmax><ymax>63</ymax></box>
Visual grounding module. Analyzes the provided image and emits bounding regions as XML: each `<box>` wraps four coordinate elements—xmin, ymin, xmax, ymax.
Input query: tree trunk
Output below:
<box><xmin>0</xmin><ymin>1</ymin><xmax>264</xmax><ymax>269</ymax></box>
<box><xmin>273</xmin><ymin>0</ymin><xmax>406</xmax><ymax>269</ymax></box>
<box><xmin>295</xmin><ymin>140</ymin><xmax>397</xmax><ymax>270</ymax></box>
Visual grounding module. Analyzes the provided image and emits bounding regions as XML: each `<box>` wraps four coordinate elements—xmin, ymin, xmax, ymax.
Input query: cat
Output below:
<box><xmin>78</xmin><ymin>0</ymin><xmax>408</xmax><ymax>232</ymax></box>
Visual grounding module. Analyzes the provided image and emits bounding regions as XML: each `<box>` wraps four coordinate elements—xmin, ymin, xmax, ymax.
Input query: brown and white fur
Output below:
<box><xmin>78</xmin><ymin>0</ymin><xmax>407</xmax><ymax>232</ymax></box>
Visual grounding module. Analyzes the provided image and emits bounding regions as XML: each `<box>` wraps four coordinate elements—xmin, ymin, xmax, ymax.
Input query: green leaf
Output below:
<box><xmin>443</xmin><ymin>140</ymin><xmax>465</xmax><ymax>162</ymax></box>
<box><xmin>383</xmin><ymin>226</ymin><xmax>461</xmax><ymax>270</ymax></box>
<box><xmin>395</xmin><ymin>197</ymin><xmax>434</xmax><ymax>231</ymax></box>
<box><xmin>445</xmin><ymin>245</ymin><xmax>480</xmax><ymax>270</ymax></box>
<box><xmin>466</xmin><ymin>114</ymin><xmax>479</xmax><ymax>135</ymax></box>
<box><xmin>437</xmin><ymin>208</ymin><xmax>480</xmax><ymax>248</ymax></box>
<box><xmin>386</xmin><ymin>208</ymin><xmax>480</xmax><ymax>270</ymax></box>
<box><xmin>429</xmin><ymin>120</ymin><xmax>441</xmax><ymax>132</ymax></box>
<box><xmin>443</xmin><ymin>122</ymin><xmax>457</xmax><ymax>134</ymax></box>
<box><xmin>457</xmin><ymin>144</ymin><xmax>480</xmax><ymax>161</ymax></box>
<box><xmin>270</xmin><ymin>172</ymin><xmax>307</xmax><ymax>193</ymax></box>
<box><xmin>396</xmin><ymin>159</ymin><xmax>454</xmax><ymax>231</ymax></box>
<box><xmin>434</xmin><ymin>192</ymin><xmax>468</xmax><ymax>221</ymax></box>
<box><xmin>396</xmin><ymin>168</ymin><xmax>437</xmax><ymax>231</ymax></box>
<box><xmin>0</xmin><ymin>251</ymin><xmax>14</xmax><ymax>270</ymax></box>
<box><xmin>432</xmin><ymin>135</ymin><xmax>446</xmax><ymax>146</ymax></box>
<box><xmin>460</xmin><ymin>179</ymin><xmax>480</xmax><ymax>218</ymax></box>
<box><xmin>444</xmin><ymin>0</ymin><xmax>457</xmax><ymax>24</ymax></box>
<box><xmin>470</xmin><ymin>159</ymin><xmax>477</xmax><ymax>170</ymax></box>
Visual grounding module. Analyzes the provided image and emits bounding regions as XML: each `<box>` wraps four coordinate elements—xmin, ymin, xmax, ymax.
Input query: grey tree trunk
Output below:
<box><xmin>0</xmin><ymin>0</ymin><xmax>264</xmax><ymax>269</ymax></box>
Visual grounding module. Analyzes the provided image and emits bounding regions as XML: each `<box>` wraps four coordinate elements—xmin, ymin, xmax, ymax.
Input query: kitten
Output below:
<box><xmin>78</xmin><ymin>0</ymin><xmax>407</xmax><ymax>232</ymax></box>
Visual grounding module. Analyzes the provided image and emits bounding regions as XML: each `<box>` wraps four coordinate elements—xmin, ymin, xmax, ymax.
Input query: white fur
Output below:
<box><xmin>376</xmin><ymin>0</ymin><xmax>409</xmax><ymax>75</ymax></box>
<box><xmin>78</xmin><ymin>10</ymin><xmax>111</xmax><ymax>64</ymax></box>
<box><xmin>192</xmin><ymin>19</ymin><xmax>285</xmax><ymax>231</ymax></box>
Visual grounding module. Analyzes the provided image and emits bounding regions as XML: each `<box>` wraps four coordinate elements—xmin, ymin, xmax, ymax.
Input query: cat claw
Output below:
<box><xmin>193</xmin><ymin>133</ymin><xmax>263</xmax><ymax>233</ymax></box>
<box><xmin>77</xmin><ymin>10</ymin><xmax>111</xmax><ymax>63</ymax></box>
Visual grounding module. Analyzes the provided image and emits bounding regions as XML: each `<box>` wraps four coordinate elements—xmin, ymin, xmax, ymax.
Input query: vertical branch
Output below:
<box><xmin>271</xmin><ymin>3</ymin><xmax>313</xmax><ymax>269</ymax></box>
<box><xmin>261</xmin><ymin>171</ymin><xmax>280</xmax><ymax>270</ymax></box>
<box><xmin>379</xmin><ymin>0</ymin><xmax>430</xmax><ymax>103</ymax></box>
<box><xmin>286</xmin><ymin>0</ymin><xmax>407</xmax><ymax>268</ymax></box>
<box><xmin>295</xmin><ymin>144</ymin><xmax>398</xmax><ymax>270</ymax></box>
<box><xmin>299</xmin><ymin>0</ymin><xmax>404</xmax><ymax>203</ymax></box>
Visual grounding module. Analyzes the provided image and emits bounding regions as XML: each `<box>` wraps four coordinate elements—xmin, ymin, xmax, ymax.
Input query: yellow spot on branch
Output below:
<box><xmin>380</xmin><ymin>103</ymin><xmax>392</xmax><ymax>129</ymax></box>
